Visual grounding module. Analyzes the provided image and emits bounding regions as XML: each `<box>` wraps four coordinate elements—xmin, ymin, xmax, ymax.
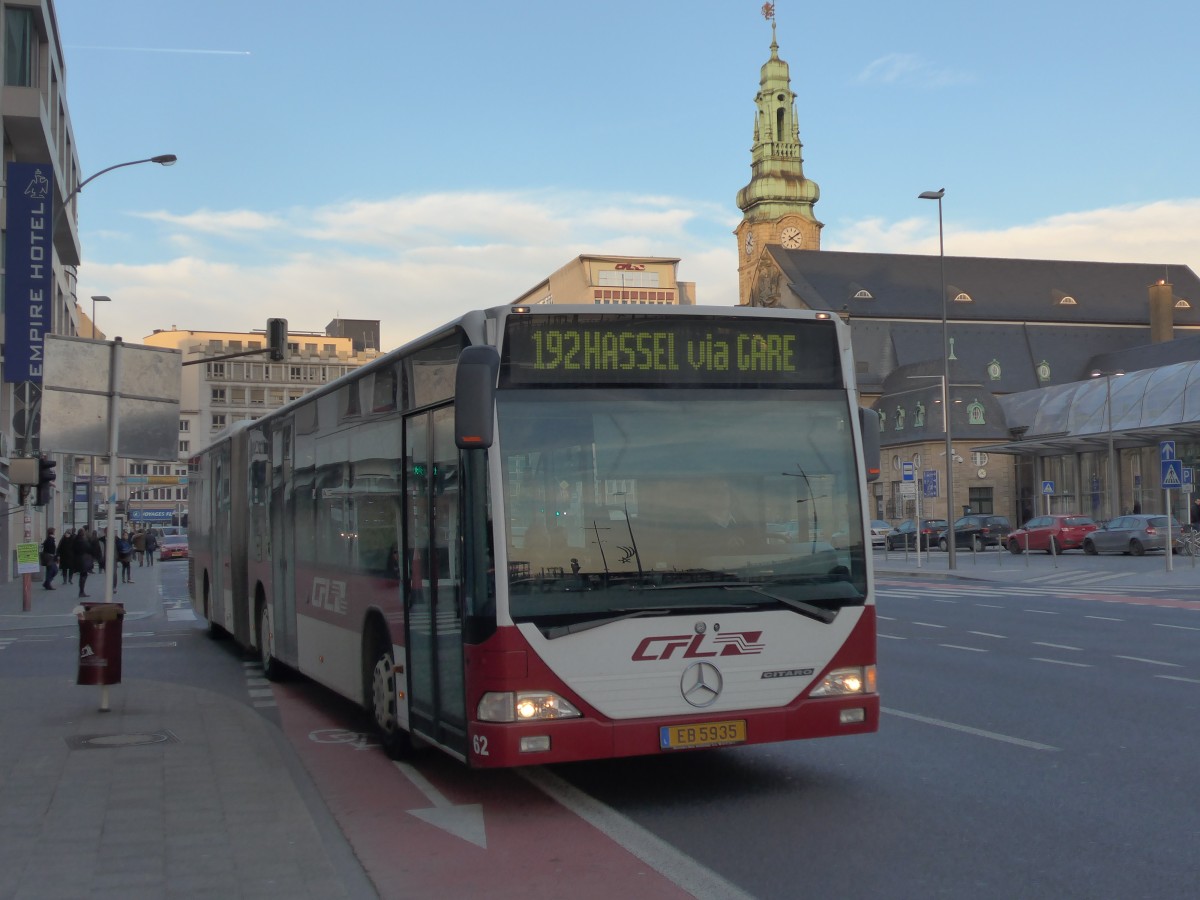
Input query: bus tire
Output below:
<box><xmin>366</xmin><ymin>630</ymin><xmax>413</xmax><ymax>760</ymax></box>
<box><xmin>203</xmin><ymin>572</ymin><xmax>225</xmax><ymax>640</ymax></box>
<box><xmin>258</xmin><ymin>599</ymin><xmax>283</xmax><ymax>682</ymax></box>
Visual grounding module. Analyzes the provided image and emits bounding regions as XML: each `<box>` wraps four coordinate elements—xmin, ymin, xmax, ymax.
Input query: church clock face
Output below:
<box><xmin>780</xmin><ymin>226</ymin><xmax>803</xmax><ymax>249</ymax></box>
<box><xmin>745</xmin><ymin>230</ymin><xmax>755</xmax><ymax>256</ymax></box>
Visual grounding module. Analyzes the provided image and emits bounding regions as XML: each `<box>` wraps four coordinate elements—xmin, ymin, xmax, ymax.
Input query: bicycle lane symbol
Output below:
<box><xmin>308</xmin><ymin>728</ymin><xmax>380</xmax><ymax>750</ymax></box>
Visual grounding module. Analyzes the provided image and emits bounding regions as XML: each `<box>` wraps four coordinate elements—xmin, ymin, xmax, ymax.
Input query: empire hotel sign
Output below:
<box><xmin>4</xmin><ymin>161</ymin><xmax>53</xmax><ymax>383</ymax></box>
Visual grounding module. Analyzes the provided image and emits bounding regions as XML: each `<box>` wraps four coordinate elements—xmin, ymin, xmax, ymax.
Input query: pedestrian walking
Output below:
<box><xmin>90</xmin><ymin>529</ymin><xmax>104</xmax><ymax>576</ymax></box>
<box><xmin>74</xmin><ymin>528</ymin><xmax>94</xmax><ymax>598</ymax></box>
<box><xmin>145</xmin><ymin>529</ymin><xmax>158</xmax><ymax>566</ymax></box>
<box><xmin>40</xmin><ymin>528</ymin><xmax>59</xmax><ymax>590</ymax></box>
<box><xmin>58</xmin><ymin>527</ymin><xmax>75</xmax><ymax>584</ymax></box>
<box><xmin>134</xmin><ymin>529</ymin><xmax>146</xmax><ymax>566</ymax></box>
<box><xmin>117</xmin><ymin>532</ymin><xmax>135</xmax><ymax>584</ymax></box>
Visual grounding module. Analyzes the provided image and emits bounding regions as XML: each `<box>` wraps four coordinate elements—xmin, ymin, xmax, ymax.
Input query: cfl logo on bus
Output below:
<box><xmin>309</xmin><ymin>578</ymin><xmax>348</xmax><ymax>615</ymax></box>
<box><xmin>632</xmin><ymin>631</ymin><xmax>765</xmax><ymax>661</ymax></box>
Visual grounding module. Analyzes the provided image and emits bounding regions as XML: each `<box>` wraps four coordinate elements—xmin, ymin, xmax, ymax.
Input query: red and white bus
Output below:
<box><xmin>189</xmin><ymin>305</ymin><xmax>880</xmax><ymax>767</ymax></box>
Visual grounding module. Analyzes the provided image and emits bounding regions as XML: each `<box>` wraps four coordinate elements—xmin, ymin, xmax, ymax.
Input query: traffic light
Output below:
<box><xmin>35</xmin><ymin>456</ymin><xmax>56</xmax><ymax>507</ymax></box>
<box><xmin>267</xmin><ymin>317</ymin><xmax>288</xmax><ymax>361</ymax></box>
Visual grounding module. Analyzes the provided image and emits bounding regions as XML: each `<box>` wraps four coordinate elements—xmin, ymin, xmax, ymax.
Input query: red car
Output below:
<box><xmin>157</xmin><ymin>534</ymin><xmax>189</xmax><ymax>560</ymax></box>
<box><xmin>1007</xmin><ymin>515</ymin><xmax>1098</xmax><ymax>554</ymax></box>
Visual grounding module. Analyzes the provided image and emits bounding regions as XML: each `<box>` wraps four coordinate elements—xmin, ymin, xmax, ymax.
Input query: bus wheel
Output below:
<box><xmin>258</xmin><ymin>603</ymin><xmax>282</xmax><ymax>681</ymax></box>
<box><xmin>368</xmin><ymin>640</ymin><xmax>413</xmax><ymax>759</ymax></box>
<box><xmin>203</xmin><ymin>574</ymin><xmax>224</xmax><ymax>640</ymax></box>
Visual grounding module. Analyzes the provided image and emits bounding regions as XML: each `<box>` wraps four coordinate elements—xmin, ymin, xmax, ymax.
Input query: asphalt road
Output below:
<box><xmin>10</xmin><ymin>560</ymin><xmax>1195</xmax><ymax>898</ymax></box>
<box><xmin>555</xmin><ymin>576</ymin><xmax>1200</xmax><ymax>899</ymax></box>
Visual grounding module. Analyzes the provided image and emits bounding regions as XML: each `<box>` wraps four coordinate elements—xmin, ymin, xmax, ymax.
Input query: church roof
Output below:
<box><xmin>767</xmin><ymin>248</ymin><xmax>1200</xmax><ymax>326</ymax></box>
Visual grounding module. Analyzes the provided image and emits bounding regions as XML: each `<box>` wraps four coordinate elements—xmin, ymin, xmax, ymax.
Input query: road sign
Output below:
<box><xmin>1042</xmin><ymin>481</ymin><xmax>1055</xmax><ymax>495</ymax></box>
<box><xmin>923</xmin><ymin>470</ymin><xmax>938</xmax><ymax>498</ymax></box>
<box><xmin>1160</xmin><ymin>440</ymin><xmax>1176</xmax><ymax>462</ymax></box>
<box><xmin>1162</xmin><ymin>459</ymin><xmax>1183</xmax><ymax>489</ymax></box>
<box><xmin>902</xmin><ymin>461</ymin><xmax>915</xmax><ymax>482</ymax></box>
<box><xmin>1184</xmin><ymin>468</ymin><xmax>1194</xmax><ymax>495</ymax></box>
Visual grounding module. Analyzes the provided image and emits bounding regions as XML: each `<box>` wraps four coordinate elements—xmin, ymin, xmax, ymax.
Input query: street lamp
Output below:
<box><xmin>84</xmin><ymin>296</ymin><xmax>113</xmax><ymax>530</ymax></box>
<box><xmin>919</xmin><ymin>188</ymin><xmax>956</xmax><ymax>568</ymax></box>
<box><xmin>1090</xmin><ymin>369</ymin><xmax>1124</xmax><ymax>521</ymax></box>
<box><xmin>53</xmin><ymin>154</ymin><xmax>178</xmax><ymax>232</ymax></box>
<box><xmin>90</xmin><ymin>295</ymin><xmax>111</xmax><ymax>340</ymax></box>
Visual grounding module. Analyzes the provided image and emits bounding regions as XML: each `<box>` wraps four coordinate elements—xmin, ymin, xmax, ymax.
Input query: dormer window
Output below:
<box><xmin>854</xmin><ymin>289</ymin><xmax>873</xmax><ymax>299</ymax></box>
<box><xmin>1058</xmin><ymin>296</ymin><xmax>1077</xmax><ymax>305</ymax></box>
<box><xmin>1175</xmin><ymin>298</ymin><xmax>1192</xmax><ymax>309</ymax></box>
<box><xmin>953</xmin><ymin>292</ymin><xmax>973</xmax><ymax>303</ymax></box>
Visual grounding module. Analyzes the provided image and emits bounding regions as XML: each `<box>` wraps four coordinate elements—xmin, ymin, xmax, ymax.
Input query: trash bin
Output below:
<box><xmin>76</xmin><ymin>602</ymin><xmax>125</xmax><ymax>686</ymax></box>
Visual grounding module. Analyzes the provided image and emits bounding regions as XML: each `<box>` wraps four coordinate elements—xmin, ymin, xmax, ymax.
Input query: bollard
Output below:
<box><xmin>76</xmin><ymin>602</ymin><xmax>125</xmax><ymax>712</ymax></box>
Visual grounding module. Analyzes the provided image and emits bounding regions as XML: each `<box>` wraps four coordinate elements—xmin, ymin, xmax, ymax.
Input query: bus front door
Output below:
<box><xmin>405</xmin><ymin>407</ymin><xmax>467</xmax><ymax>757</ymax></box>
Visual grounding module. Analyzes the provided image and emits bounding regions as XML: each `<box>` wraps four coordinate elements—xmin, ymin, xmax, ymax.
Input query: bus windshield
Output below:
<box><xmin>497</xmin><ymin>389</ymin><xmax>868</xmax><ymax>634</ymax></box>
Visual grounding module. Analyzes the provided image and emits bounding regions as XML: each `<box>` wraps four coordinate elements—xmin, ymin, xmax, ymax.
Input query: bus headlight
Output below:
<box><xmin>477</xmin><ymin>691</ymin><xmax>582</xmax><ymax>723</ymax></box>
<box><xmin>810</xmin><ymin>665</ymin><xmax>877</xmax><ymax>697</ymax></box>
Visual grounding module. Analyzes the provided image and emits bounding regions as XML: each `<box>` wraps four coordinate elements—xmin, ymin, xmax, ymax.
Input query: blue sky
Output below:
<box><xmin>56</xmin><ymin>0</ymin><xmax>1200</xmax><ymax>350</ymax></box>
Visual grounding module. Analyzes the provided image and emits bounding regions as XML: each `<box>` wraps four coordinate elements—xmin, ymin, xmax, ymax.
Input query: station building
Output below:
<box><xmin>734</xmin><ymin>17</ymin><xmax>1200</xmax><ymax>527</ymax></box>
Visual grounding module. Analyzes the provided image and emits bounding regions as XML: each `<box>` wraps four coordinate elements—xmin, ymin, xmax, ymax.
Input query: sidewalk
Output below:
<box><xmin>874</xmin><ymin>544</ymin><xmax>1200</xmax><ymax>592</ymax></box>
<box><xmin>0</xmin><ymin>559</ymin><xmax>160</xmax><ymax>631</ymax></box>
<box><xmin>0</xmin><ymin>564</ymin><xmax>378</xmax><ymax>899</ymax></box>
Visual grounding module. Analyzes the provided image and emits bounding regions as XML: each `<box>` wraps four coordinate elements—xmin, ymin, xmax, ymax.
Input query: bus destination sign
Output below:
<box><xmin>500</xmin><ymin>314</ymin><xmax>841</xmax><ymax>387</ymax></box>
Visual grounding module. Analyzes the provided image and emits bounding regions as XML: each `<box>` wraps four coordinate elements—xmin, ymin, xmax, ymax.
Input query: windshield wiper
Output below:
<box><xmin>540</xmin><ymin>603</ymin><xmax>748</xmax><ymax>639</ymax></box>
<box><xmin>658</xmin><ymin>581</ymin><xmax>839</xmax><ymax>623</ymax></box>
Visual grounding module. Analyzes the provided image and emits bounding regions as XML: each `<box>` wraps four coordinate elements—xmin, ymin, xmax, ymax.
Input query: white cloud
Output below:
<box><xmin>855</xmin><ymin>53</ymin><xmax>973</xmax><ymax>88</ymax></box>
<box><xmin>81</xmin><ymin>191</ymin><xmax>1200</xmax><ymax>354</ymax></box>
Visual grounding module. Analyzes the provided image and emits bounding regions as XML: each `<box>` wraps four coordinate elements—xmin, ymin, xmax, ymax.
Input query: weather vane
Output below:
<box><xmin>761</xmin><ymin>2</ymin><xmax>775</xmax><ymax>21</ymax></box>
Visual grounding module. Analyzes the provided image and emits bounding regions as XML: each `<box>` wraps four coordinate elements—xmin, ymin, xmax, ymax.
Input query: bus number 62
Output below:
<box><xmin>472</xmin><ymin>735</ymin><xmax>489</xmax><ymax>756</ymax></box>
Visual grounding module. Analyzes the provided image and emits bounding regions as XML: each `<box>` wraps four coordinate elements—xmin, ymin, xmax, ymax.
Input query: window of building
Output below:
<box><xmin>230</xmin><ymin>387</ymin><xmax>246</xmax><ymax>405</ymax></box>
<box><xmin>152</xmin><ymin>464</ymin><xmax>171</xmax><ymax>476</ymax></box>
<box><xmin>211</xmin><ymin>388</ymin><xmax>227</xmax><ymax>404</ymax></box>
<box><xmin>4</xmin><ymin>8</ymin><xmax>38</xmax><ymax>87</ymax></box>
<box><xmin>179</xmin><ymin>440</ymin><xmax>190</xmax><ymax>453</ymax></box>
<box><xmin>250</xmin><ymin>388</ymin><xmax>265</xmax><ymax>406</ymax></box>
<box><xmin>967</xmin><ymin>487</ymin><xmax>993</xmax><ymax>514</ymax></box>
<box><xmin>598</xmin><ymin>269</ymin><xmax>661</xmax><ymax>289</ymax></box>
<box><xmin>130</xmin><ymin>463</ymin><xmax>148</xmax><ymax>475</ymax></box>
<box><xmin>324</xmin><ymin>343</ymin><xmax>336</xmax><ymax>355</ymax></box>
<box><xmin>179</xmin><ymin>420</ymin><xmax>190</xmax><ymax>432</ymax></box>
<box><xmin>207</xmin><ymin>362</ymin><xmax>226</xmax><ymax>379</ymax></box>
<box><xmin>211</xmin><ymin>414</ymin><xmax>226</xmax><ymax>431</ymax></box>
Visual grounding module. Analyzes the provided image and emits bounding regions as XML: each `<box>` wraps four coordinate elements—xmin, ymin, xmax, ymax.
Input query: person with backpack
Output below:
<box><xmin>116</xmin><ymin>531</ymin><xmax>134</xmax><ymax>583</ymax></box>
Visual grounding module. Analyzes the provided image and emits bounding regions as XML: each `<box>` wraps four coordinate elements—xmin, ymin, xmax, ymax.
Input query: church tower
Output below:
<box><xmin>735</xmin><ymin>8</ymin><xmax>822</xmax><ymax>306</ymax></box>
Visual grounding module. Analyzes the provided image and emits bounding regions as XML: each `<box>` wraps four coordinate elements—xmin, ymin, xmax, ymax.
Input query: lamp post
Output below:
<box><xmin>919</xmin><ymin>188</ymin><xmax>955</xmax><ymax>568</ymax></box>
<box><xmin>52</xmin><ymin>154</ymin><xmax>177</xmax><ymax>232</ymax></box>
<box><xmin>90</xmin><ymin>294</ymin><xmax>111</xmax><ymax>339</ymax></box>
<box><xmin>1090</xmin><ymin>369</ymin><xmax>1124</xmax><ymax>521</ymax></box>
<box><xmin>84</xmin><ymin>296</ymin><xmax>113</xmax><ymax>530</ymax></box>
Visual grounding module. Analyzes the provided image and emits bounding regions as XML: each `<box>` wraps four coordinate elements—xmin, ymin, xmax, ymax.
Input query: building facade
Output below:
<box><xmin>127</xmin><ymin>321</ymin><xmax>381</xmax><ymax>526</ymax></box>
<box><xmin>1</xmin><ymin>0</ymin><xmax>82</xmax><ymax>577</ymax></box>
<box><xmin>733</xmin><ymin>18</ymin><xmax>1200</xmax><ymax>530</ymax></box>
<box><xmin>510</xmin><ymin>255</ymin><xmax>696</xmax><ymax>307</ymax></box>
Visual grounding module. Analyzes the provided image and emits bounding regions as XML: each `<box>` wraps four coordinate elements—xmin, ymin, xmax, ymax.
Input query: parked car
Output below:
<box><xmin>1007</xmin><ymin>514</ymin><xmax>1098</xmax><ymax>554</ymax></box>
<box><xmin>935</xmin><ymin>514</ymin><xmax>1012</xmax><ymax>552</ymax></box>
<box><xmin>869</xmin><ymin>520</ymin><xmax>891</xmax><ymax>548</ymax></box>
<box><xmin>158</xmin><ymin>534</ymin><xmax>189</xmax><ymax>560</ymax></box>
<box><xmin>886</xmin><ymin>518</ymin><xmax>947</xmax><ymax>551</ymax></box>
<box><xmin>1082</xmin><ymin>514</ymin><xmax>1186</xmax><ymax>556</ymax></box>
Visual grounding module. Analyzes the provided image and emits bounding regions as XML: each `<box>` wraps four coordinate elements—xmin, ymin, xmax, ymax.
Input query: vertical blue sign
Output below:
<box><xmin>4</xmin><ymin>162</ymin><xmax>54</xmax><ymax>383</ymax></box>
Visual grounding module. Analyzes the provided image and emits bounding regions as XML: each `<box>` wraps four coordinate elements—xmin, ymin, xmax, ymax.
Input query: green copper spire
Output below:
<box><xmin>735</xmin><ymin>18</ymin><xmax>821</xmax><ymax>226</ymax></box>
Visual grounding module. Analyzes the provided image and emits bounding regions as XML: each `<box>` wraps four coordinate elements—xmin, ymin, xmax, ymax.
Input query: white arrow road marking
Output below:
<box><xmin>394</xmin><ymin>761</ymin><xmax>487</xmax><ymax>849</ymax></box>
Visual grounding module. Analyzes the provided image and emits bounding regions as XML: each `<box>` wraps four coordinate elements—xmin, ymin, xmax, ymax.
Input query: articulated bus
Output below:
<box><xmin>189</xmin><ymin>304</ymin><xmax>881</xmax><ymax>767</ymax></box>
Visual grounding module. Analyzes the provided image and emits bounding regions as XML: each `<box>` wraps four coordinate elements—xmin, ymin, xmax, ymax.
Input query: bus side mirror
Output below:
<box><xmin>859</xmin><ymin>407</ymin><xmax>880</xmax><ymax>482</ymax></box>
<box><xmin>455</xmin><ymin>345</ymin><xmax>500</xmax><ymax>449</ymax></box>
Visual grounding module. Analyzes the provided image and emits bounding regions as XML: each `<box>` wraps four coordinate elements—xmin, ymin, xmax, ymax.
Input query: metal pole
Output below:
<box><xmin>936</xmin><ymin>197</ymin><xmax>956</xmax><ymax>570</ymax></box>
<box><xmin>1105</xmin><ymin>374</ymin><xmax>1116</xmax><ymax>522</ymax></box>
